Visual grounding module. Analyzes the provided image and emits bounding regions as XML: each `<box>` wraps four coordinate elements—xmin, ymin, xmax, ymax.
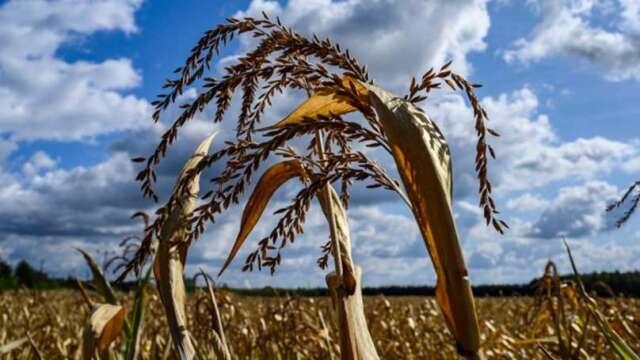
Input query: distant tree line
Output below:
<box><xmin>211</xmin><ymin>271</ymin><xmax>640</xmax><ymax>298</ymax></box>
<box><xmin>0</xmin><ymin>258</ymin><xmax>75</xmax><ymax>290</ymax></box>
<box><xmin>218</xmin><ymin>271</ymin><xmax>640</xmax><ymax>298</ymax></box>
<box><xmin>2</xmin><ymin>258</ymin><xmax>640</xmax><ymax>297</ymax></box>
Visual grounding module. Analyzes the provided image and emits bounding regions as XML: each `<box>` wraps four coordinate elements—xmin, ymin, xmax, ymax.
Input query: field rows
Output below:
<box><xmin>1</xmin><ymin>290</ymin><xmax>639</xmax><ymax>359</ymax></box>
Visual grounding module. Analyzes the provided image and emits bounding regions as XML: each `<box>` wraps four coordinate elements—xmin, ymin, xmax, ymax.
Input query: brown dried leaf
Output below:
<box><xmin>154</xmin><ymin>132</ymin><xmax>217</xmax><ymax>360</ymax></box>
<box><xmin>219</xmin><ymin>160</ymin><xmax>306</xmax><ymax>276</ymax></box>
<box><xmin>366</xmin><ymin>83</ymin><xmax>480</xmax><ymax>356</ymax></box>
<box><xmin>274</xmin><ymin>76</ymin><xmax>368</xmax><ymax>127</ymax></box>
<box><xmin>82</xmin><ymin>304</ymin><xmax>126</xmax><ymax>360</ymax></box>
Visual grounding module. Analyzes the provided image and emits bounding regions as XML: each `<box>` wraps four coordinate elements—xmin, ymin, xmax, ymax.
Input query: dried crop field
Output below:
<box><xmin>1</xmin><ymin>289</ymin><xmax>639</xmax><ymax>359</ymax></box>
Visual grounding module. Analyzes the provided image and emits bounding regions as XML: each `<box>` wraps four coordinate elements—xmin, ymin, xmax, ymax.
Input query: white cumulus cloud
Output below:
<box><xmin>236</xmin><ymin>0</ymin><xmax>490</xmax><ymax>89</ymax></box>
<box><xmin>0</xmin><ymin>0</ymin><xmax>150</xmax><ymax>141</ymax></box>
<box><xmin>504</xmin><ymin>0</ymin><xmax>640</xmax><ymax>81</ymax></box>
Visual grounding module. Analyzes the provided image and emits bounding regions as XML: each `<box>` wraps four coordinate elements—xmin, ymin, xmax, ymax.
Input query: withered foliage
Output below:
<box><xmin>3</xmin><ymin>264</ymin><xmax>640</xmax><ymax>359</ymax></box>
<box><xmin>119</xmin><ymin>13</ymin><xmax>503</xmax><ymax>281</ymax></box>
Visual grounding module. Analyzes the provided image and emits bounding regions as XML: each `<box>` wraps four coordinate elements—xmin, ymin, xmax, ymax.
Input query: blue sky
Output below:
<box><xmin>0</xmin><ymin>0</ymin><xmax>639</xmax><ymax>288</ymax></box>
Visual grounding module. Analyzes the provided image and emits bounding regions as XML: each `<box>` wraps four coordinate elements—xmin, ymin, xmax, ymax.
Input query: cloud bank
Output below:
<box><xmin>0</xmin><ymin>0</ymin><xmax>638</xmax><ymax>286</ymax></box>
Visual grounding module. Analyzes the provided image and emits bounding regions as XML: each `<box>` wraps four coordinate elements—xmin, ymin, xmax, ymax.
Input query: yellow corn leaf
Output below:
<box><xmin>218</xmin><ymin>160</ymin><xmax>306</xmax><ymax>276</ymax></box>
<box><xmin>365</xmin><ymin>83</ymin><xmax>480</xmax><ymax>356</ymax></box>
<box><xmin>274</xmin><ymin>76</ymin><xmax>368</xmax><ymax>128</ymax></box>
<box><xmin>154</xmin><ymin>131</ymin><xmax>217</xmax><ymax>360</ymax></box>
<box><xmin>82</xmin><ymin>304</ymin><xmax>126</xmax><ymax>360</ymax></box>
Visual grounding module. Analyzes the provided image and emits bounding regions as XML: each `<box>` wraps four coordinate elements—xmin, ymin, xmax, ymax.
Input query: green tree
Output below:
<box><xmin>14</xmin><ymin>260</ymin><xmax>47</xmax><ymax>288</ymax></box>
<box><xmin>0</xmin><ymin>258</ymin><xmax>11</xmax><ymax>278</ymax></box>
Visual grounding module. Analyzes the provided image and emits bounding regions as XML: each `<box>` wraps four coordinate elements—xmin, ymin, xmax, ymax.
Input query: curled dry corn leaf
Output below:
<box><xmin>154</xmin><ymin>132</ymin><xmax>217</xmax><ymax>360</ymax></box>
<box><xmin>216</xmin><ymin>158</ymin><xmax>357</xmax><ymax>294</ymax></box>
<box><xmin>274</xmin><ymin>76</ymin><xmax>367</xmax><ymax>128</ymax></box>
<box><xmin>365</xmin><ymin>83</ymin><xmax>480</xmax><ymax>357</ymax></box>
<box><xmin>218</xmin><ymin>160</ymin><xmax>307</xmax><ymax>276</ymax></box>
<box><xmin>82</xmin><ymin>304</ymin><xmax>126</xmax><ymax>360</ymax></box>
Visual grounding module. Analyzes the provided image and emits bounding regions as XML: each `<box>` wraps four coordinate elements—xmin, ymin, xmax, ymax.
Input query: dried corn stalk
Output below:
<box><xmin>319</xmin><ymin>185</ymin><xmax>378</xmax><ymax>360</ymax></box>
<box><xmin>82</xmin><ymin>304</ymin><xmax>126</xmax><ymax>360</ymax></box>
<box><xmin>154</xmin><ymin>132</ymin><xmax>217</xmax><ymax>360</ymax></box>
<box><xmin>201</xmin><ymin>271</ymin><xmax>231</xmax><ymax>360</ymax></box>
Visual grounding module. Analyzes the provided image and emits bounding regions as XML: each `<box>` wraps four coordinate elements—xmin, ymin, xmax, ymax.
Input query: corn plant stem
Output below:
<box><xmin>314</xmin><ymin>129</ymin><xmax>344</xmax><ymax>280</ymax></box>
<box><xmin>201</xmin><ymin>270</ymin><xmax>229</xmax><ymax>356</ymax></box>
<box><xmin>301</xmin><ymin>77</ymin><xmax>345</xmax><ymax>281</ymax></box>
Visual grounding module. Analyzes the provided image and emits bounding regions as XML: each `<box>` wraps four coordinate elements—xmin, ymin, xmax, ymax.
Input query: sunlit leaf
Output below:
<box><xmin>366</xmin><ymin>83</ymin><xmax>480</xmax><ymax>356</ymax></box>
<box><xmin>219</xmin><ymin>160</ymin><xmax>307</xmax><ymax>276</ymax></box>
<box><xmin>155</xmin><ymin>131</ymin><xmax>217</xmax><ymax>360</ymax></box>
<box><xmin>274</xmin><ymin>76</ymin><xmax>368</xmax><ymax>127</ymax></box>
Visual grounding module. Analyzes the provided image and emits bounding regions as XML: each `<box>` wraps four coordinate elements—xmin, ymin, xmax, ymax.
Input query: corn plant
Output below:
<box><xmin>501</xmin><ymin>240</ymin><xmax>640</xmax><ymax>360</ymax></box>
<box><xmin>76</xmin><ymin>248</ymin><xmax>152</xmax><ymax>360</ymax></box>
<box><xmin>152</xmin><ymin>132</ymin><xmax>217</xmax><ymax>359</ymax></box>
<box><xmin>119</xmin><ymin>13</ymin><xmax>505</xmax><ymax>359</ymax></box>
<box><xmin>563</xmin><ymin>241</ymin><xmax>639</xmax><ymax>360</ymax></box>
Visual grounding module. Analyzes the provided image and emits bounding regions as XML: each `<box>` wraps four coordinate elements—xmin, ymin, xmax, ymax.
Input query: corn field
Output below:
<box><xmin>2</xmin><ymin>283</ymin><xmax>640</xmax><ymax>359</ymax></box>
